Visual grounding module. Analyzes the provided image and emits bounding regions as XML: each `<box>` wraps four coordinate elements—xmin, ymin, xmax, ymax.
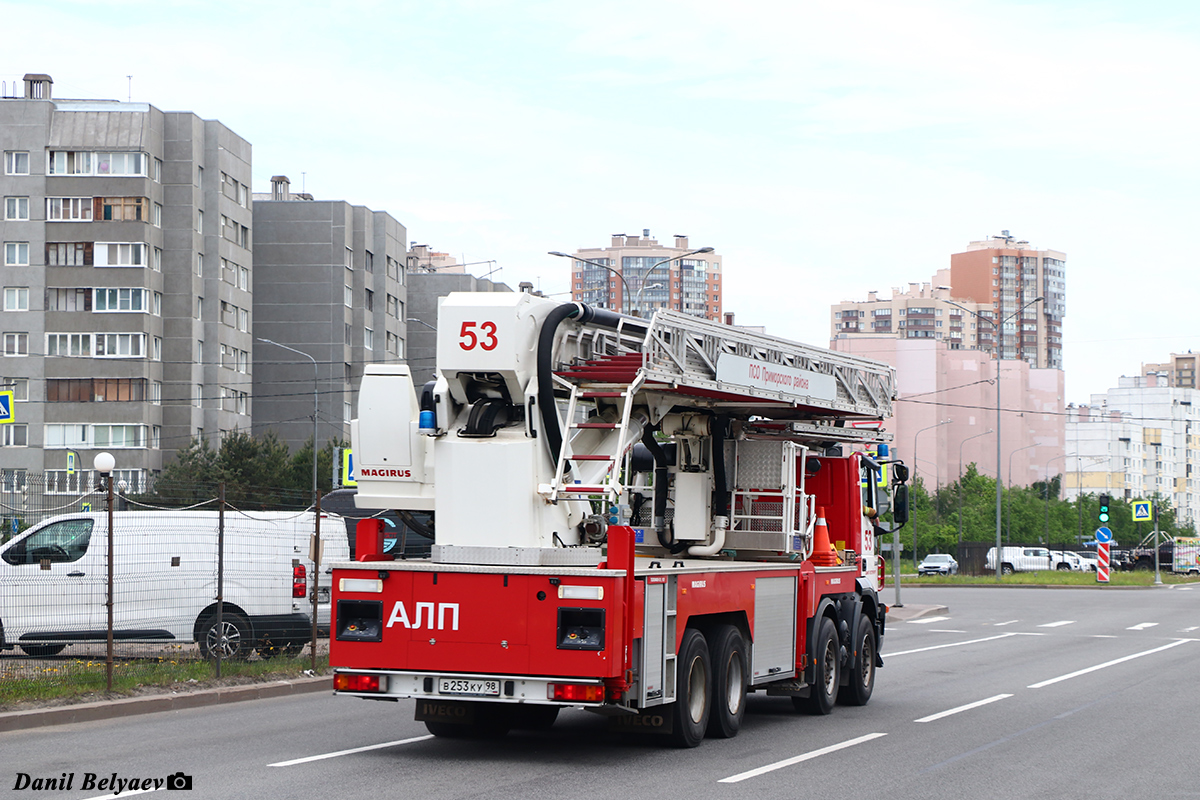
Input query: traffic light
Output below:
<box><xmin>1098</xmin><ymin>494</ymin><xmax>1111</xmax><ymax>524</ymax></box>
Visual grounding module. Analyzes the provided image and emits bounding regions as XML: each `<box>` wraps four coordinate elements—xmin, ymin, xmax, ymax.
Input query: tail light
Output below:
<box><xmin>548</xmin><ymin>683</ymin><xmax>604</xmax><ymax>703</ymax></box>
<box><xmin>334</xmin><ymin>673</ymin><xmax>383</xmax><ymax>693</ymax></box>
<box><xmin>293</xmin><ymin>564</ymin><xmax>307</xmax><ymax>598</ymax></box>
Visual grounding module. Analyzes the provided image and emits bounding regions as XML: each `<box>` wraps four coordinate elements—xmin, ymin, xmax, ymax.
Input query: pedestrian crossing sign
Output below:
<box><xmin>1132</xmin><ymin>500</ymin><xmax>1152</xmax><ymax>522</ymax></box>
<box><xmin>0</xmin><ymin>390</ymin><xmax>13</xmax><ymax>424</ymax></box>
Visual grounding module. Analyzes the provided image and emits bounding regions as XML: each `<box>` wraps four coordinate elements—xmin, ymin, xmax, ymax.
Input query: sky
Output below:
<box><xmin>3</xmin><ymin>0</ymin><xmax>1197</xmax><ymax>404</ymax></box>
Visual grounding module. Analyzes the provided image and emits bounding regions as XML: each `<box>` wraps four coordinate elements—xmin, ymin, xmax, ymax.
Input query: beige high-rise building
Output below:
<box><xmin>567</xmin><ymin>230</ymin><xmax>722</xmax><ymax>320</ymax></box>
<box><xmin>1141</xmin><ymin>352</ymin><xmax>1198</xmax><ymax>390</ymax></box>
<box><xmin>832</xmin><ymin>232</ymin><xmax>1066</xmax><ymax>369</ymax></box>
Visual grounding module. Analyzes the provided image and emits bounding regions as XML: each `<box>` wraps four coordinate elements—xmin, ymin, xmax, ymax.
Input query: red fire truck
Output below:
<box><xmin>330</xmin><ymin>292</ymin><xmax>908</xmax><ymax>746</ymax></box>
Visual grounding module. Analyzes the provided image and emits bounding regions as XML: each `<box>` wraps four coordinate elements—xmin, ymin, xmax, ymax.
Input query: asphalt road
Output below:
<box><xmin>3</xmin><ymin>585</ymin><xmax>1197</xmax><ymax>800</ymax></box>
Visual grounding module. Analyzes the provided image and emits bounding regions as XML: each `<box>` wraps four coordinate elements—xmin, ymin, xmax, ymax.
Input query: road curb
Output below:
<box><xmin>0</xmin><ymin>675</ymin><xmax>332</xmax><ymax>733</ymax></box>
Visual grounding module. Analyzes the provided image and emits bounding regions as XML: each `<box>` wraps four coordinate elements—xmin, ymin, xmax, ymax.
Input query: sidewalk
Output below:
<box><xmin>0</xmin><ymin>675</ymin><xmax>331</xmax><ymax>734</ymax></box>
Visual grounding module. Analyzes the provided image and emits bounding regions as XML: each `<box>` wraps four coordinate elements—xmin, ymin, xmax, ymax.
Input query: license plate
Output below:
<box><xmin>438</xmin><ymin>677</ymin><xmax>501</xmax><ymax>697</ymax></box>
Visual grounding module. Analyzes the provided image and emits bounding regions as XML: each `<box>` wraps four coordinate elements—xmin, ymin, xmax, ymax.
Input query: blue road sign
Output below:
<box><xmin>1096</xmin><ymin>526</ymin><xmax>1113</xmax><ymax>543</ymax></box>
<box><xmin>1132</xmin><ymin>500</ymin><xmax>1152</xmax><ymax>522</ymax></box>
<box><xmin>81</xmin><ymin>502</ymin><xmax>92</xmax><ymax>513</ymax></box>
<box><xmin>0</xmin><ymin>390</ymin><xmax>13</xmax><ymax>423</ymax></box>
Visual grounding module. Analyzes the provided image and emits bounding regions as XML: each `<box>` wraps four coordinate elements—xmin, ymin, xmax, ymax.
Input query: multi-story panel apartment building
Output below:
<box><xmin>251</xmin><ymin>176</ymin><xmax>407</xmax><ymax>452</ymax></box>
<box><xmin>567</xmin><ymin>230</ymin><xmax>722</xmax><ymax>320</ymax></box>
<box><xmin>0</xmin><ymin>74</ymin><xmax>252</xmax><ymax>494</ymax></box>
<box><xmin>1066</xmin><ymin>374</ymin><xmax>1200</xmax><ymax>529</ymax></box>
<box><xmin>831</xmin><ymin>277</ymin><xmax>991</xmax><ymax>350</ymax></box>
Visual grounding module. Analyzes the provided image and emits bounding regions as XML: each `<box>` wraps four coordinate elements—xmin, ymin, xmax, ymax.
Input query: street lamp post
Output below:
<box><xmin>635</xmin><ymin>282</ymin><xmax>663</xmax><ymax>314</ymax></box>
<box><xmin>957</xmin><ymin>428</ymin><xmax>993</xmax><ymax>550</ymax></box>
<box><xmin>93</xmin><ymin>452</ymin><xmax>115</xmax><ymax>693</ymax></box>
<box><xmin>1006</xmin><ymin>442</ymin><xmax>1041</xmax><ymax>545</ymax></box>
<box><xmin>913</xmin><ymin>419</ymin><xmax>951</xmax><ymax>567</ymax></box>
<box><xmin>1043</xmin><ymin>454</ymin><xmax>1066</xmax><ymax>546</ymax></box>
<box><xmin>636</xmin><ymin>247</ymin><xmax>714</xmax><ymax>317</ymax></box>
<box><xmin>550</xmin><ymin>247</ymin><xmax>714</xmax><ymax>316</ymax></box>
<box><xmin>947</xmin><ymin>295</ymin><xmax>1044</xmax><ymax>581</ymax></box>
<box><xmin>256</xmin><ymin>338</ymin><xmax>319</xmax><ymax>506</ymax></box>
<box><xmin>548</xmin><ymin>252</ymin><xmax>634</xmax><ymax>314</ymax></box>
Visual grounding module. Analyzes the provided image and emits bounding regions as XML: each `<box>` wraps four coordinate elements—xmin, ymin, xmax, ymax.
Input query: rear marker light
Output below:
<box><xmin>558</xmin><ymin>585</ymin><xmax>604</xmax><ymax>600</ymax></box>
<box><xmin>293</xmin><ymin>564</ymin><xmax>308</xmax><ymax>598</ymax></box>
<box><xmin>339</xmin><ymin>578</ymin><xmax>383</xmax><ymax>593</ymax></box>
<box><xmin>548</xmin><ymin>683</ymin><xmax>604</xmax><ymax>703</ymax></box>
<box><xmin>335</xmin><ymin>673</ymin><xmax>383</xmax><ymax>693</ymax></box>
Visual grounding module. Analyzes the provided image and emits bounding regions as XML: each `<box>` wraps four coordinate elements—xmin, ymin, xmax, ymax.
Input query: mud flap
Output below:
<box><xmin>415</xmin><ymin>698</ymin><xmax>477</xmax><ymax>726</ymax></box>
<box><xmin>608</xmin><ymin>708</ymin><xmax>674</xmax><ymax>735</ymax></box>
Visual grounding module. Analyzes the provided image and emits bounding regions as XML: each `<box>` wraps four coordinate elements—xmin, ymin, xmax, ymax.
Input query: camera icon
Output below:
<box><xmin>166</xmin><ymin>772</ymin><xmax>193</xmax><ymax>791</ymax></box>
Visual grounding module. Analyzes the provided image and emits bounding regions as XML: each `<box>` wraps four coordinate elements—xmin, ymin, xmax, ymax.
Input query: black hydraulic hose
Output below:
<box><xmin>640</xmin><ymin>427</ymin><xmax>680</xmax><ymax>551</ymax></box>
<box><xmin>536</xmin><ymin>301</ymin><xmax>649</xmax><ymax>470</ymax></box>
<box><xmin>712</xmin><ymin>414</ymin><xmax>730</xmax><ymax>518</ymax></box>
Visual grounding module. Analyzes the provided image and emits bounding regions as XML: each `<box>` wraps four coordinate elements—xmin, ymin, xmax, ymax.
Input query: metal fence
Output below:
<box><xmin>0</xmin><ymin>473</ymin><xmax>340</xmax><ymax>697</ymax></box>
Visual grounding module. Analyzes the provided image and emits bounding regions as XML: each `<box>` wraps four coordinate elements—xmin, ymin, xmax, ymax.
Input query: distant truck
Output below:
<box><xmin>1116</xmin><ymin>536</ymin><xmax>1200</xmax><ymax>574</ymax></box>
<box><xmin>985</xmin><ymin>546</ymin><xmax>1082</xmax><ymax>575</ymax></box>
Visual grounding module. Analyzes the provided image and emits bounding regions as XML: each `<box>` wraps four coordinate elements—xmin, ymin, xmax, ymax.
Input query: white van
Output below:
<box><xmin>0</xmin><ymin>510</ymin><xmax>347</xmax><ymax>659</ymax></box>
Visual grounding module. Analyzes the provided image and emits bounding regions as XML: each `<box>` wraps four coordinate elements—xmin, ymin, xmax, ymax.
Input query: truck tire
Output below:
<box><xmin>198</xmin><ymin>611</ymin><xmax>251</xmax><ymax>661</ymax></box>
<box><xmin>706</xmin><ymin>624</ymin><xmax>747</xmax><ymax>739</ymax></box>
<box><xmin>801</xmin><ymin>616</ymin><xmax>839</xmax><ymax>715</ymax></box>
<box><xmin>837</xmin><ymin>615</ymin><xmax>875</xmax><ymax>706</ymax></box>
<box><xmin>1056</xmin><ymin>563</ymin><xmax>1071</xmax><ymax>571</ymax></box>
<box><xmin>512</xmin><ymin>704</ymin><xmax>559</xmax><ymax>731</ymax></box>
<box><xmin>20</xmin><ymin>644</ymin><xmax>66</xmax><ymax>658</ymax></box>
<box><xmin>669</xmin><ymin>628</ymin><xmax>711</xmax><ymax>748</ymax></box>
<box><xmin>1001</xmin><ymin>563</ymin><xmax>1015</xmax><ymax>576</ymax></box>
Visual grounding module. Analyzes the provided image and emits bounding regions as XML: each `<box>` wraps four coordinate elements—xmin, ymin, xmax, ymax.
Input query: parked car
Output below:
<box><xmin>985</xmin><ymin>546</ymin><xmax>1081</xmax><ymax>574</ymax></box>
<box><xmin>918</xmin><ymin>553</ymin><xmax>958</xmax><ymax>575</ymax></box>
<box><xmin>1073</xmin><ymin>551</ymin><xmax>1099</xmax><ymax>571</ymax></box>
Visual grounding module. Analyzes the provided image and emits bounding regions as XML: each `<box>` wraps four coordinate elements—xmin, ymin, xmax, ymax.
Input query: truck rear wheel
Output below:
<box><xmin>1001</xmin><ymin>563</ymin><xmax>1015</xmax><ymax>575</ymax></box>
<box><xmin>706</xmin><ymin>624</ymin><xmax>747</xmax><ymax>739</ymax></box>
<box><xmin>837</xmin><ymin>615</ymin><xmax>875</xmax><ymax>707</ymax></box>
<box><xmin>801</xmin><ymin>616</ymin><xmax>839</xmax><ymax>715</ymax></box>
<box><xmin>199</xmin><ymin>611</ymin><xmax>251</xmax><ymax>661</ymax></box>
<box><xmin>669</xmin><ymin>628</ymin><xmax>711</xmax><ymax>748</ymax></box>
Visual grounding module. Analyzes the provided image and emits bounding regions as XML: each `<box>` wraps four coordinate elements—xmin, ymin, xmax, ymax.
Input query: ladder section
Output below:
<box><xmin>639</xmin><ymin>310</ymin><xmax>896</xmax><ymax>419</ymax></box>
<box><xmin>541</xmin><ymin>373</ymin><xmax>645</xmax><ymax>504</ymax></box>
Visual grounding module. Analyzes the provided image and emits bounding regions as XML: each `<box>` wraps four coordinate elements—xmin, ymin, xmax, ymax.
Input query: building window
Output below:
<box><xmin>221</xmin><ymin>301</ymin><xmax>236</xmax><ymax>327</ymax></box>
<box><xmin>364</xmin><ymin>327</ymin><xmax>374</xmax><ymax>351</ymax></box>
<box><xmin>194</xmin><ymin>384</ymin><xmax>203</xmax><ymax>408</ymax></box>
<box><xmin>4</xmin><ymin>377</ymin><xmax>29</xmax><ymax>401</ymax></box>
<box><xmin>95</xmin><ymin>333</ymin><xmax>145</xmax><ymax>358</ymax></box>
<box><xmin>386</xmin><ymin>331</ymin><xmax>400</xmax><ymax>356</ymax></box>
<box><xmin>47</xmin><ymin>288</ymin><xmax>90</xmax><ymax>312</ymax></box>
<box><xmin>154</xmin><ymin>158</ymin><xmax>162</xmax><ymax>182</ymax></box>
<box><xmin>47</xmin><ymin>197</ymin><xmax>92</xmax><ymax>221</ymax></box>
<box><xmin>3</xmin><ymin>287</ymin><xmax>29</xmax><ymax>311</ymax></box>
<box><xmin>98</xmin><ymin>197</ymin><xmax>147</xmax><ymax>221</ymax></box>
<box><xmin>153</xmin><ymin>292</ymin><xmax>162</xmax><ymax>316</ymax></box>
<box><xmin>345</xmin><ymin>284</ymin><xmax>353</xmax><ymax>307</ymax></box>
<box><xmin>238</xmin><ymin>308</ymin><xmax>248</xmax><ymax>332</ymax></box>
<box><xmin>345</xmin><ymin>247</ymin><xmax>353</xmax><ymax>269</ymax></box>
<box><xmin>364</xmin><ymin>288</ymin><xmax>374</xmax><ymax>311</ymax></box>
<box><xmin>44</xmin><ymin>331</ymin><xmax>90</xmax><ymax>357</ymax></box>
<box><xmin>5</xmin><ymin>197</ymin><xmax>29</xmax><ymax>220</ymax></box>
<box><xmin>239</xmin><ymin>225</ymin><xmax>249</xmax><ymax>248</ymax></box>
<box><xmin>152</xmin><ymin>337</ymin><xmax>161</xmax><ymax>361</ymax></box>
<box><xmin>197</xmin><ymin>340</ymin><xmax>204</xmax><ymax>363</ymax></box>
<box><xmin>92</xmin><ymin>424</ymin><xmax>147</xmax><ymax>448</ymax></box>
<box><xmin>197</xmin><ymin>297</ymin><xmax>203</xmax><ymax>319</ymax></box>
<box><xmin>0</xmin><ymin>424</ymin><xmax>27</xmax><ymax>447</ymax></box>
<box><xmin>197</xmin><ymin>210</ymin><xmax>204</xmax><ymax>234</ymax></box>
<box><xmin>387</xmin><ymin>294</ymin><xmax>399</xmax><ymax>317</ymax></box>
<box><xmin>4</xmin><ymin>332</ymin><xmax>30</xmax><ymax>356</ymax></box>
<box><xmin>197</xmin><ymin>253</ymin><xmax>203</xmax><ymax>276</ymax></box>
<box><xmin>1</xmin><ymin>468</ymin><xmax>27</xmax><ymax>491</ymax></box>
<box><xmin>153</xmin><ymin>247</ymin><xmax>162</xmax><ymax>272</ymax></box>
<box><xmin>4</xmin><ymin>242</ymin><xmax>29</xmax><ymax>266</ymax></box>
<box><xmin>4</xmin><ymin>151</ymin><xmax>30</xmax><ymax>175</ymax></box>
<box><xmin>47</xmin><ymin>378</ymin><xmax>148</xmax><ymax>402</ymax></box>
<box><xmin>151</xmin><ymin>381</ymin><xmax>162</xmax><ymax>404</ymax></box>
<box><xmin>238</xmin><ymin>183</ymin><xmax>247</xmax><ymax>207</ymax></box>
<box><xmin>153</xmin><ymin>203</ymin><xmax>162</xmax><ymax>227</ymax></box>
<box><xmin>94</xmin><ymin>242</ymin><xmax>146</xmax><ymax>267</ymax></box>
<box><xmin>238</xmin><ymin>266</ymin><xmax>249</xmax><ymax>291</ymax></box>
<box><xmin>46</xmin><ymin>242</ymin><xmax>91</xmax><ymax>266</ymax></box>
<box><xmin>94</xmin><ymin>288</ymin><xmax>148</xmax><ymax>312</ymax></box>
<box><xmin>365</xmin><ymin>251</ymin><xmax>374</xmax><ymax>273</ymax></box>
<box><xmin>344</xmin><ymin>401</ymin><xmax>352</xmax><ymax>422</ymax></box>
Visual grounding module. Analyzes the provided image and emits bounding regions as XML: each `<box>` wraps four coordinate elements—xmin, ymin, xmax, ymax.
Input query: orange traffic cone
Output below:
<box><xmin>809</xmin><ymin>507</ymin><xmax>841</xmax><ymax>566</ymax></box>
